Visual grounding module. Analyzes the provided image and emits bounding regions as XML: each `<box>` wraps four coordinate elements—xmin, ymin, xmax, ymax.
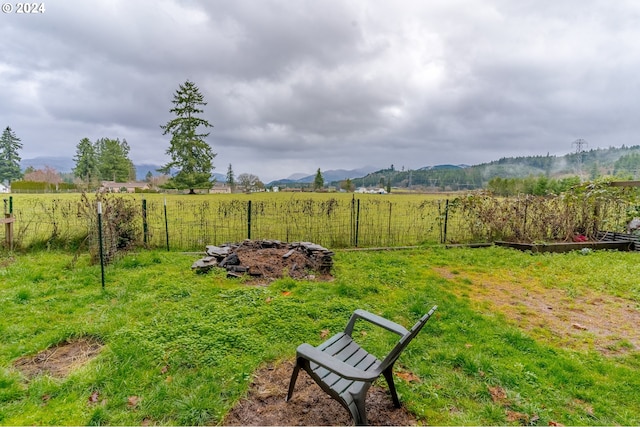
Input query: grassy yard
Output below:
<box><xmin>1</xmin><ymin>246</ymin><xmax>639</xmax><ymax>425</ymax></box>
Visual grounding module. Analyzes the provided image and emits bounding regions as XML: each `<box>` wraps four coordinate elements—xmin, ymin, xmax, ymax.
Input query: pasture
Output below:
<box><xmin>2</xmin><ymin>192</ymin><xmax>454</xmax><ymax>251</ymax></box>
<box><xmin>1</xmin><ymin>246</ymin><xmax>639</xmax><ymax>425</ymax></box>
<box><xmin>1</xmin><ymin>187</ymin><xmax>634</xmax><ymax>253</ymax></box>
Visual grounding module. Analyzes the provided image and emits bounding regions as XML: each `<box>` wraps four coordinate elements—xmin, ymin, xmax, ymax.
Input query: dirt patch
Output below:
<box><xmin>235</xmin><ymin>246</ymin><xmax>332</xmax><ymax>281</ymax></box>
<box><xmin>193</xmin><ymin>240</ymin><xmax>335</xmax><ymax>282</ymax></box>
<box><xmin>13</xmin><ymin>337</ymin><xmax>103</xmax><ymax>379</ymax></box>
<box><xmin>0</xmin><ymin>255</ymin><xmax>15</xmax><ymax>268</ymax></box>
<box><xmin>223</xmin><ymin>360</ymin><xmax>418</xmax><ymax>426</ymax></box>
<box><xmin>434</xmin><ymin>267</ymin><xmax>640</xmax><ymax>354</ymax></box>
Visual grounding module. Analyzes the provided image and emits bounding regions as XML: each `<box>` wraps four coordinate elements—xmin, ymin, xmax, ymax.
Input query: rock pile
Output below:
<box><xmin>191</xmin><ymin>239</ymin><xmax>334</xmax><ymax>280</ymax></box>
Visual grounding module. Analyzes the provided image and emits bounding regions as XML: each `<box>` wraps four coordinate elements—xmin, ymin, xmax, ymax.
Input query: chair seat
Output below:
<box><xmin>311</xmin><ymin>332</ymin><xmax>382</xmax><ymax>402</ymax></box>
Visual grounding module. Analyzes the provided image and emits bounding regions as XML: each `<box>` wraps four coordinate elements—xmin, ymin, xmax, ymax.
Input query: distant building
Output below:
<box><xmin>355</xmin><ymin>187</ymin><xmax>387</xmax><ymax>194</ymax></box>
<box><xmin>100</xmin><ymin>181</ymin><xmax>150</xmax><ymax>193</ymax></box>
<box><xmin>0</xmin><ymin>182</ymin><xmax>9</xmax><ymax>193</ymax></box>
<box><xmin>209</xmin><ymin>183</ymin><xmax>232</xmax><ymax>194</ymax></box>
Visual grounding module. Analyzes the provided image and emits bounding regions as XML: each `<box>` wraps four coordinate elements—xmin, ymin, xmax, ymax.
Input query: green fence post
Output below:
<box><xmin>164</xmin><ymin>198</ymin><xmax>170</xmax><ymax>251</ymax></box>
<box><xmin>438</xmin><ymin>200</ymin><xmax>443</xmax><ymax>243</ymax></box>
<box><xmin>387</xmin><ymin>201</ymin><xmax>392</xmax><ymax>245</ymax></box>
<box><xmin>142</xmin><ymin>199</ymin><xmax>148</xmax><ymax>246</ymax></box>
<box><xmin>355</xmin><ymin>199</ymin><xmax>360</xmax><ymax>247</ymax></box>
<box><xmin>97</xmin><ymin>202</ymin><xmax>105</xmax><ymax>289</ymax></box>
<box><xmin>247</xmin><ymin>200</ymin><xmax>252</xmax><ymax>240</ymax></box>
<box><xmin>443</xmin><ymin>199</ymin><xmax>449</xmax><ymax>244</ymax></box>
<box><xmin>350</xmin><ymin>195</ymin><xmax>355</xmax><ymax>246</ymax></box>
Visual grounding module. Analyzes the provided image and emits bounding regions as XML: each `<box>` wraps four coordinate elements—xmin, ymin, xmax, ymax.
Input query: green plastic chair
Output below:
<box><xmin>287</xmin><ymin>306</ymin><xmax>437</xmax><ymax>425</ymax></box>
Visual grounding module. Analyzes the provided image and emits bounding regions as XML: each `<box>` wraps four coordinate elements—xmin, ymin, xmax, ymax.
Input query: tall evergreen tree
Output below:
<box><xmin>313</xmin><ymin>168</ymin><xmax>324</xmax><ymax>191</ymax></box>
<box><xmin>0</xmin><ymin>126</ymin><xmax>23</xmax><ymax>184</ymax></box>
<box><xmin>73</xmin><ymin>137</ymin><xmax>99</xmax><ymax>186</ymax></box>
<box><xmin>226</xmin><ymin>163</ymin><xmax>235</xmax><ymax>190</ymax></box>
<box><xmin>96</xmin><ymin>138</ymin><xmax>135</xmax><ymax>182</ymax></box>
<box><xmin>159</xmin><ymin>80</ymin><xmax>215</xmax><ymax>194</ymax></box>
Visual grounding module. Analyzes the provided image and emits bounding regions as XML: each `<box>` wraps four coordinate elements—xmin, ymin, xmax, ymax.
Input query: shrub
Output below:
<box><xmin>79</xmin><ymin>192</ymin><xmax>141</xmax><ymax>265</ymax></box>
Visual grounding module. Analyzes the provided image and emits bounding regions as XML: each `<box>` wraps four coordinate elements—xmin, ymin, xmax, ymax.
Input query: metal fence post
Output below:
<box><xmin>3</xmin><ymin>198</ymin><xmax>15</xmax><ymax>250</ymax></box>
<box><xmin>387</xmin><ymin>201</ymin><xmax>392</xmax><ymax>245</ymax></box>
<box><xmin>355</xmin><ymin>199</ymin><xmax>360</xmax><ymax>247</ymax></box>
<box><xmin>164</xmin><ymin>198</ymin><xmax>170</xmax><ymax>251</ymax></box>
<box><xmin>97</xmin><ymin>202</ymin><xmax>105</xmax><ymax>289</ymax></box>
<box><xmin>443</xmin><ymin>199</ymin><xmax>449</xmax><ymax>244</ymax></box>
<box><xmin>438</xmin><ymin>200</ymin><xmax>443</xmax><ymax>243</ymax></box>
<box><xmin>247</xmin><ymin>200</ymin><xmax>252</xmax><ymax>240</ymax></box>
<box><xmin>350</xmin><ymin>195</ymin><xmax>355</xmax><ymax>246</ymax></box>
<box><xmin>142</xmin><ymin>199</ymin><xmax>148</xmax><ymax>245</ymax></box>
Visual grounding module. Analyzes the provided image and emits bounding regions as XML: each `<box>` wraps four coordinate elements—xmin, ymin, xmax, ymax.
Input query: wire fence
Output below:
<box><xmin>135</xmin><ymin>196</ymin><xmax>455</xmax><ymax>250</ymax></box>
<box><xmin>1</xmin><ymin>192</ymin><xmax>634</xmax><ymax>254</ymax></box>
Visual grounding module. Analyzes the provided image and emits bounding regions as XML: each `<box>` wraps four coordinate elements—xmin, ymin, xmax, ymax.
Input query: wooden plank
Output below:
<box><xmin>609</xmin><ymin>180</ymin><xmax>640</xmax><ymax>187</ymax></box>
<box><xmin>0</xmin><ymin>217</ymin><xmax>15</xmax><ymax>224</ymax></box>
<box><xmin>495</xmin><ymin>240</ymin><xmax>632</xmax><ymax>253</ymax></box>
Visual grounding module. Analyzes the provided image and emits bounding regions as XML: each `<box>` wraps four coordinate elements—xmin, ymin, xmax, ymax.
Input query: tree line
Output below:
<box><xmin>2</xmin><ymin>80</ymin><xmax>225</xmax><ymax>193</ymax></box>
<box><xmin>72</xmin><ymin>137</ymin><xmax>136</xmax><ymax>187</ymax></box>
<box><xmin>335</xmin><ymin>145</ymin><xmax>640</xmax><ymax>194</ymax></box>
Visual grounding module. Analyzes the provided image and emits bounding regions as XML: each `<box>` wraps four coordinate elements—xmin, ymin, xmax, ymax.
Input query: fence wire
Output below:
<box><xmin>1</xmin><ymin>193</ymin><xmax>634</xmax><ymax>252</ymax></box>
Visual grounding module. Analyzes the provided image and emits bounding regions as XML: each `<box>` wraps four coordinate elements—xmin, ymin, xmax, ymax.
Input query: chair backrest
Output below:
<box><xmin>379</xmin><ymin>305</ymin><xmax>437</xmax><ymax>371</ymax></box>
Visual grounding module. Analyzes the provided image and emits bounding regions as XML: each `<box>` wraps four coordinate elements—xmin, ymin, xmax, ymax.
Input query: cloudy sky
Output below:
<box><xmin>2</xmin><ymin>1</ymin><xmax>640</xmax><ymax>182</ymax></box>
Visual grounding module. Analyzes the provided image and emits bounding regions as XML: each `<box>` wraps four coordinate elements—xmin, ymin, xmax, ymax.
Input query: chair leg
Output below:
<box><xmin>351</xmin><ymin>396</ymin><xmax>368</xmax><ymax>426</ymax></box>
<box><xmin>383</xmin><ymin>367</ymin><xmax>401</xmax><ymax>408</ymax></box>
<box><xmin>286</xmin><ymin>362</ymin><xmax>301</xmax><ymax>402</ymax></box>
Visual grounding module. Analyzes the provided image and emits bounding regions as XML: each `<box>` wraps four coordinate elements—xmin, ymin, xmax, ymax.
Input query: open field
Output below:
<box><xmin>2</xmin><ymin>190</ymin><xmax>633</xmax><ymax>252</ymax></box>
<box><xmin>1</xmin><ymin>246</ymin><xmax>639</xmax><ymax>425</ymax></box>
<box><xmin>2</xmin><ymin>192</ymin><xmax>456</xmax><ymax>251</ymax></box>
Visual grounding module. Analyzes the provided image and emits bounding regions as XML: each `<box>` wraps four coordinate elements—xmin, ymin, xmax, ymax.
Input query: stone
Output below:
<box><xmin>191</xmin><ymin>257</ymin><xmax>218</xmax><ymax>271</ymax></box>
<box><xmin>219</xmin><ymin>253</ymin><xmax>240</xmax><ymax>267</ymax></box>
<box><xmin>206</xmin><ymin>245</ymin><xmax>232</xmax><ymax>257</ymax></box>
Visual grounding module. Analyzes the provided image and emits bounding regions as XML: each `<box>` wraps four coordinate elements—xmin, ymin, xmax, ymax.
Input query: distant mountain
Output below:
<box><xmin>21</xmin><ymin>156</ymin><xmax>74</xmax><ymax>173</ymax></box>
<box><xmin>135</xmin><ymin>164</ymin><xmax>161</xmax><ymax>180</ymax></box>
<box><xmin>286</xmin><ymin>172</ymin><xmax>310</xmax><ymax>180</ymax></box>
<box><xmin>270</xmin><ymin>166</ymin><xmax>379</xmax><ymax>186</ymax></box>
<box><xmin>418</xmin><ymin>164</ymin><xmax>470</xmax><ymax>171</ymax></box>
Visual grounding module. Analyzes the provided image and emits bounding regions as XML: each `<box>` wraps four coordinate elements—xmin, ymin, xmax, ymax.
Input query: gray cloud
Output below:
<box><xmin>2</xmin><ymin>0</ymin><xmax>640</xmax><ymax>182</ymax></box>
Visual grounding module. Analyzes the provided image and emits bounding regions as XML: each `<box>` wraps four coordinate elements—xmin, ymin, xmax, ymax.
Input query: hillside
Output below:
<box><xmin>21</xmin><ymin>145</ymin><xmax>640</xmax><ymax>190</ymax></box>
<box><xmin>268</xmin><ymin>166</ymin><xmax>379</xmax><ymax>187</ymax></box>
<box><xmin>339</xmin><ymin>145</ymin><xmax>640</xmax><ymax>191</ymax></box>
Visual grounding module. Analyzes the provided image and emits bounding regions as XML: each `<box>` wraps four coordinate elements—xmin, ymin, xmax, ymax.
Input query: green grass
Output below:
<box><xmin>0</xmin><ymin>246</ymin><xmax>639</xmax><ymax>425</ymax></box>
<box><xmin>4</xmin><ymin>192</ymin><xmax>453</xmax><ymax>251</ymax></box>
